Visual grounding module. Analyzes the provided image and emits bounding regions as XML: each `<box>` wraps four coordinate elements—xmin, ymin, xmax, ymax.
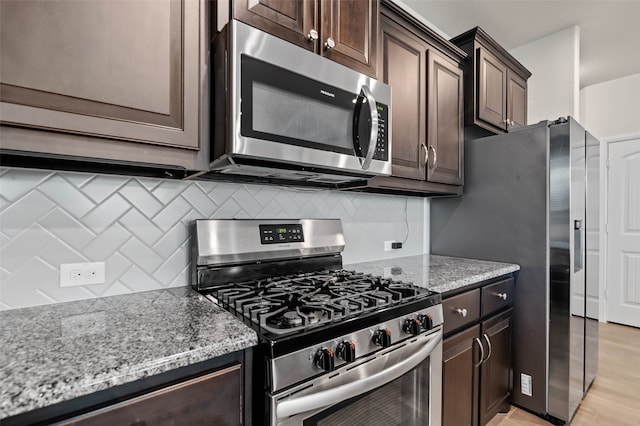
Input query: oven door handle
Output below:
<box><xmin>275</xmin><ymin>330</ymin><xmax>442</xmax><ymax>419</ymax></box>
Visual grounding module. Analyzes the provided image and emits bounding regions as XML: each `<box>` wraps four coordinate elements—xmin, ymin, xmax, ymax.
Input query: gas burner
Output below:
<box><xmin>307</xmin><ymin>293</ymin><xmax>332</xmax><ymax>303</ymax></box>
<box><xmin>282</xmin><ymin>311</ymin><xmax>303</xmax><ymax>327</ymax></box>
<box><xmin>264</xmin><ymin>306</ymin><xmax>333</xmax><ymax>330</ymax></box>
<box><xmin>206</xmin><ymin>268</ymin><xmax>434</xmax><ymax>335</ymax></box>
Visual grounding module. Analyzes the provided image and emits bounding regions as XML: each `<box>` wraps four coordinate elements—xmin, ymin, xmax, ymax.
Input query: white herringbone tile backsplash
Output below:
<box><xmin>0</xmin><ymin>167</ymin><xmax>427</xmax><ymax>310</ymax></box>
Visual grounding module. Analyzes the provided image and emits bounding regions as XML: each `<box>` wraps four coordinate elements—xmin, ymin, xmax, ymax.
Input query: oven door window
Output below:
<box><xmin>241</xmin><ymin>55</ymin><xmax>367</xmax><ymax>157</ymax></box>
<box><xmin>304</xmin><ymin>358</ymin><xmax>431</xmax><ymax>426</ymax></box>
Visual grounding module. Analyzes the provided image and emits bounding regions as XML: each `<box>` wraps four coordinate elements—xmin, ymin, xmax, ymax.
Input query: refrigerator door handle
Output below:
<box><xmin>574</xmin><ymin>219</ymin><xmax>584</xmax><ymax>272</ymax></box>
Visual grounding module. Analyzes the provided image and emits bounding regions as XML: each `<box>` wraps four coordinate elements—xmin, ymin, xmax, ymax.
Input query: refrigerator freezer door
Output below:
<box><xmin>584</xmin><ymin>131</ymin><xmax>600</xmax><ymax>393</ymax></box>
<box><xmin>548</xmin><ymin>118</ymin><xmax>586</xmax><ymax>422</ymax></box>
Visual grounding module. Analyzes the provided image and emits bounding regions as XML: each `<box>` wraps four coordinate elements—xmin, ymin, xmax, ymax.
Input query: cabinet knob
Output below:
<box><xmin>308</xmin><ymin>29</ymin><xmax>318</xmax><ymax>42</ymax></box>
<box><xmin>325</xmin><ymin>37</ymin><xmax>336</xmax><ymax>50</ymax></box>
<box><xmin>497</xmin><ymin>292</ymin><xmax>508</xmax><ymax>300</ymax></box>
<box><xmin>455</xmin><ymin>308</ymin><xmax>468</xmax><ymax>317</ymax></box>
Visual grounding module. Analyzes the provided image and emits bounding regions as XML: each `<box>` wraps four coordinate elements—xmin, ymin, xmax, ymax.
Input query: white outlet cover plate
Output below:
<box><xmin>60</xmin><ymin>262</ymin><xmax>105</xmax><ymax>287</ymax></box>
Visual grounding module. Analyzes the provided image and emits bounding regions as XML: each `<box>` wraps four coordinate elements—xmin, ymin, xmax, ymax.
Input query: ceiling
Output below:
<box><xmin>403</xmin><ymin>0</ymin><xmax>640</xmax><ymax>88</ymax></box>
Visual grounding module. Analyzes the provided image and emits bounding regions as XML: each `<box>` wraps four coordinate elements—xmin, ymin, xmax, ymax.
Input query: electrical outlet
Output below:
<box><xmin>384</xmin><ymin>241</ymin><xmax>403</xmax><ymax>251</ymax></box>
<box><xmin>60</xmin><ymin>262</ymin><xmax>105</xmax><ymax>287</ymax></box>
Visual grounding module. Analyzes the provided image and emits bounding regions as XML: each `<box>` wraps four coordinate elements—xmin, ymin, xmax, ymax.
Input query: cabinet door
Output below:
<box><xmin>233</xmin><ymin>0</ymin><xmax>317</xmax><ymax>51</ymax></box>
<box><xmin>380</xmin><ymin>15</ymin><xmax>427</xmax><ymax>180</ymax></box>
<box><xmin>321</xmin><ymin>0</ymin><xmax>378</xmax><ymax>77</ymax></box>
<box><xmin>507</xmin><ymin>69</ymin><xmax>527</xmax><ymax>128</ymax></box>
<box><xmin>477</xmin><ymin>47</ymin><xmax>507</xmax><ymax>131</ymax></box>
<box><xmin>0</xmin><ymin>0</ymin><xmax>202</xmax><ymax>151</ymax></box>
<box><xmin>443</xmin><ymin>324</ymin><xmax>481</xmax><ymax>426</ymax></box>
<box><xmin>427</xmin><ymin>50</ymin><xmax>464</xmax><ymax>185</ymax></box>
<box><xmin>480</xmin><ymin>309</ymin><xmax>513</xmax><ymax>426</ymax></box>
<box><xmin>57</xmin><ymin>365</ymin><xmax>242</xmax><ymax>426</ymax></box>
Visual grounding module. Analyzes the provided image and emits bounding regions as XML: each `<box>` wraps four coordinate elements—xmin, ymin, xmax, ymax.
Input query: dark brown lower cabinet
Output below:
<box><xmin>57</xmin><ymin>364</ymin><xmax>242</xmax><ymax>426</ymax></box>
<box><xmin>443</xmin><ymin>324</ymin><xmax>481</xmax><ymax>426</ymax></box>
<box><xmin>479</xmin><ymin>310</ymin><xmax>513</xmax><ymax>425</ymax></box>
<box><xmin>443</xmin><ymin>310</ymin><xmax>512</xmax><ymax>426</ymax></box>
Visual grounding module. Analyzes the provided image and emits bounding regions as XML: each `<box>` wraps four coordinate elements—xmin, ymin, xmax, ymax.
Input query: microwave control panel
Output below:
<box><xmin>373</xmin><ymin>103</ymin><xmax>389</xmax><ymax>161</ymax></box>
<box><xmin>259</xmin><ymin>224</ymin><xmax>305</xmax><ymax>244</ymax></box>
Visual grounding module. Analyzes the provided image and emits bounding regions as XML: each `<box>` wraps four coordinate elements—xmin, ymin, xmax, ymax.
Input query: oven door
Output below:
<box><xmin>270</xmin><ymin>329</ymin><xmax>442</xmax><ymax>426</ymax></box>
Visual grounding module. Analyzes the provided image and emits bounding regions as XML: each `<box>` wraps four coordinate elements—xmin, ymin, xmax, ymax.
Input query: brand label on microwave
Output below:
<box><xmin>320</xmin><ymin>90</ymin><xmax>335</xmax><ymax>98</ymax></box>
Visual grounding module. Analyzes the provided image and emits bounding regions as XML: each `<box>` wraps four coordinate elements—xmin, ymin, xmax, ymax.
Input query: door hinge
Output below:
<box><xmin>606</xmin><ymin>158</ymin><xmax>610</xmax><ymax>169</ymax></box>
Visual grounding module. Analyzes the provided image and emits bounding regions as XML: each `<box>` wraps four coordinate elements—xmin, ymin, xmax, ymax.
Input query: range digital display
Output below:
<box><xmin>259</xmin><ymin>224</ymin><xmax>305</xmax><ymax>244</ymax></box>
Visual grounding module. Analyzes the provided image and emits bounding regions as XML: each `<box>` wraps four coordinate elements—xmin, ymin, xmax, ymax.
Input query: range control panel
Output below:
<box><xmin>259</xmin><ymin>224</ymin><xmax>305</xmax><ymax>244</ymax></box>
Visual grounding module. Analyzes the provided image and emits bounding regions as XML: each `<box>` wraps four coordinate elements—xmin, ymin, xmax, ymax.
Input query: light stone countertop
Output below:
<box><xmin>346</xmin><ymin>254</ymin><xmax>520</xmax><ymax>294</ymax></box>
<box><xmin>0</xmin><ymin>287</ymin><xmax>258</xmax><ymax>420</ymax></box>
<box><xmin>1</xmin><ymin>255</ymin><xmax>517</xmax><ymax>421</ymax></box>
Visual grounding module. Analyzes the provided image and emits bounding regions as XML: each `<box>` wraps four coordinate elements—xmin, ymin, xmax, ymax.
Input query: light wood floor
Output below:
<box><xmin>487</xmin><ymin>322</ymin><xmax>640</xmax><ymax>425</ymax></box>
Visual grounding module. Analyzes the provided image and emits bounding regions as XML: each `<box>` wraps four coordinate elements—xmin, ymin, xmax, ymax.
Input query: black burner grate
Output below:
<box><xmin>208</xmin><ymin>270</ymin><xmax>433</xmax><ymax>335</ymax></box>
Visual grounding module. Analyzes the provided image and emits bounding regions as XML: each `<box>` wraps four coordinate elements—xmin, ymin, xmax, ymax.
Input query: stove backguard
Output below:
<box><xmin>192</xmin><ymin>219</ymin><xmax>345</xmax><ymax>291</ymax></box>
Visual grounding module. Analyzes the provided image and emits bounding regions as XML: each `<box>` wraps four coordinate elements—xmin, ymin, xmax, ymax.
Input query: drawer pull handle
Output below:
<box><xmin>455</xmin><ymin>308</ymin><xmax>468</xmax><ymax>317</ymax></box>
<box><xmin>496</xmin><ymin>293</ymin><xmax>508</xmax><ymax>300</ymax></box>
<box><xmin>474</xmin><ymin>337</ymin><xmax>485</xmax><ymax>368</ymax></box>
<box><xmin>483</xmin><ymin>333</ymin><xmax>492</xmax><ymax>363</ymax></box>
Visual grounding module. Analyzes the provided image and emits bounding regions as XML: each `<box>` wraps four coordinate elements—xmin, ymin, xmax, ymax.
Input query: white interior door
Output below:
<box><xmin>606</xmin><ymin>138</ymin><xmax>640</xmax><ymax>327</ymax></box>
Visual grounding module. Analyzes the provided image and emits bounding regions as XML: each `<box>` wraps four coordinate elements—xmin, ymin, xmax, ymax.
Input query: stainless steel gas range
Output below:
<box><xmin>192</xmin><ymin>219</ymin><xmax>443</xmax><ymax>426</ymax></box>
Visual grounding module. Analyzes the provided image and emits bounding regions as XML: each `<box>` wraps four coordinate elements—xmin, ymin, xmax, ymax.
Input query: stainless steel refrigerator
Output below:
<box><xmin>431</xmin><ymin>117</ymin><xmax>599</xmax><ymax>424</ymax></box>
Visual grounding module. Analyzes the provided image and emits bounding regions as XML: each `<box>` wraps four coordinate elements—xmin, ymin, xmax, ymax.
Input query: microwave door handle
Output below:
<box><xmin>276</xmin><ymin>330</ymin><xmax>442</xmax><ymax>419</ymax></box>
<box><xmin>355</xmin><ymin>85</ymin><xmax>379</xmax><ymax>171</ymax></box>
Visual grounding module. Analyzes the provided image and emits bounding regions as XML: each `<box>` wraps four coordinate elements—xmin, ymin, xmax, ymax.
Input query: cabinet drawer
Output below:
<box><xmin>56</xmin><ymin>365</ymin><xmax>242</xmax><ymax>426</ymax></box>
<box><xmin>443</xmin><ymin>288</ymin><xmax>481</xmax><ymax>334</ymax></box>
<box><xmin>481</xmin><ymin>278</ymin><xmax>514</xmax><ymax>317</ymax></box>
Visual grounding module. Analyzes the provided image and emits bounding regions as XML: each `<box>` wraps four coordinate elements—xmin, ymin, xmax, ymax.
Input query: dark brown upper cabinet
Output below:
<box><xmin>451</xmin><ymin>27</ymin><xmax>531</xmax><ymax>134</ymax></box>
<box><xmin>233</xmin><ymin>0</ymin><xmax>378</xmax><ymax>78</ymax></box>
<box><xmin>349</xmin><ymin>1</ymin><xmax>465</xmax><ymax>196</ymax></box>
<box><xmin>0</xmin><ymin>0</ymin><xmax>209</xmax><ymax>173</ymax></box>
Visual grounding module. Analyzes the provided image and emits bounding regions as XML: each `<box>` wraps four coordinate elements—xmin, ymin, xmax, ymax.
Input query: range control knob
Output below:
<box><xmin>372</xmin><ymin>329</ymin><xmax>392</xmax><ymax>348</ymax></box>
<box><xmin>314</xmin><ymin>348</ymin><xmax>335</xmax><ymax>372</ymax></box>
<box><xmin>403</xmin><ymin>318</ymin><xmax>421</xmax><ymax>336</ymax></box>
<box><xmin>418</xmin><ymin>314</ymin><xmax>434</xmax><ymax>331</ymax></box>
<box><xmin>336</xmin><ymin>341</ymin><xmax>356</xmax><ymax>362</ymax></box>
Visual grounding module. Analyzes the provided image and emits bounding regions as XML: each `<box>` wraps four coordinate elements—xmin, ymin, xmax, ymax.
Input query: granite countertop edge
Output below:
<box><xmin>0</xmin><ymin>287</ymin><xmax>258</xmax><ymax>420</ymax></box>
<box><xmin>346</xmin><ymin>254</ymin><xmax>520</xmax><ymax>295</ymax></box>
<box><xmin>2</xmin><ymin>255</ymin><xmax>519</xmax><ymax>420</ymax></box>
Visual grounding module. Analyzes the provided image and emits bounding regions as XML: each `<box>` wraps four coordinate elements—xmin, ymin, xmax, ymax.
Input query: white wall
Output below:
<box><xmin>0</xmin><ymin>167</ymin><xmax>429</xmax><ymax>310</ymax></box>
<box><xmin>509</xmin><ymin>26</ymin><xmax>580</xmax><ymax>123</ymax></box>
<box><xmin>580</xmin><ymin>73</ymin><xmax>640</xmax><ymax>140</ymax></box>
<box><xmin>580</xmin><ymin>73</ymin><xmax>640</xmax><ymax>323</ymax></box>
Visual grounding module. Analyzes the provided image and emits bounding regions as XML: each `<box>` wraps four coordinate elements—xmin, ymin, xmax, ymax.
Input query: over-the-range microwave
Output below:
<box><xmin>209</xmin><ymin>20</ymin><xmax>392</xmax><ymax>184</ymax></box>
